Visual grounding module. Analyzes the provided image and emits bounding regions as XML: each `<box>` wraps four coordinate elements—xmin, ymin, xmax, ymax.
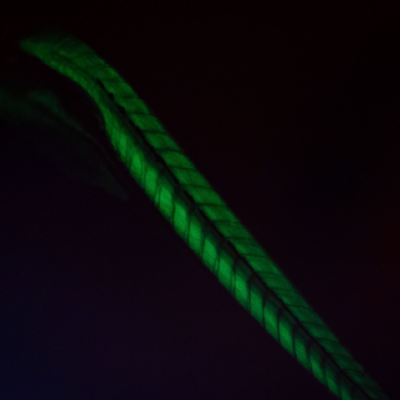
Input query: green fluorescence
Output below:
<box><xmin>19</xmin><ymin>32</ymin><xmax>389</xmax><ymax>400</ymax></box>
<box><xmin>0</xmin><ymin>85</ymin><xmax>127</xmax><ymax>199</ymax></box>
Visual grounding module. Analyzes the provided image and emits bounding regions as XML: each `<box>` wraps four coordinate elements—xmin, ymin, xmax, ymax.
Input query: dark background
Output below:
<box><xmin>1</xmin><ymin>2</ymin><xmax>400</xmax><ymax>399</ymax></box>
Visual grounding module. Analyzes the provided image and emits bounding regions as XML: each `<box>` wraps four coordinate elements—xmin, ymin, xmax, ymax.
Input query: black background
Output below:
<box><xmin>1</xmin><ymin>2</ymin><xmax>400</xmax><ymax>399</ymax></box>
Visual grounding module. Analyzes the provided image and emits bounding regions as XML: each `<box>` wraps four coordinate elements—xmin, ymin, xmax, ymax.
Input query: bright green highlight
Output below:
<box><xmin>19</xmin><ymin>32</ymin><xmax>389</xmax><ymax>400</ymax></box>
